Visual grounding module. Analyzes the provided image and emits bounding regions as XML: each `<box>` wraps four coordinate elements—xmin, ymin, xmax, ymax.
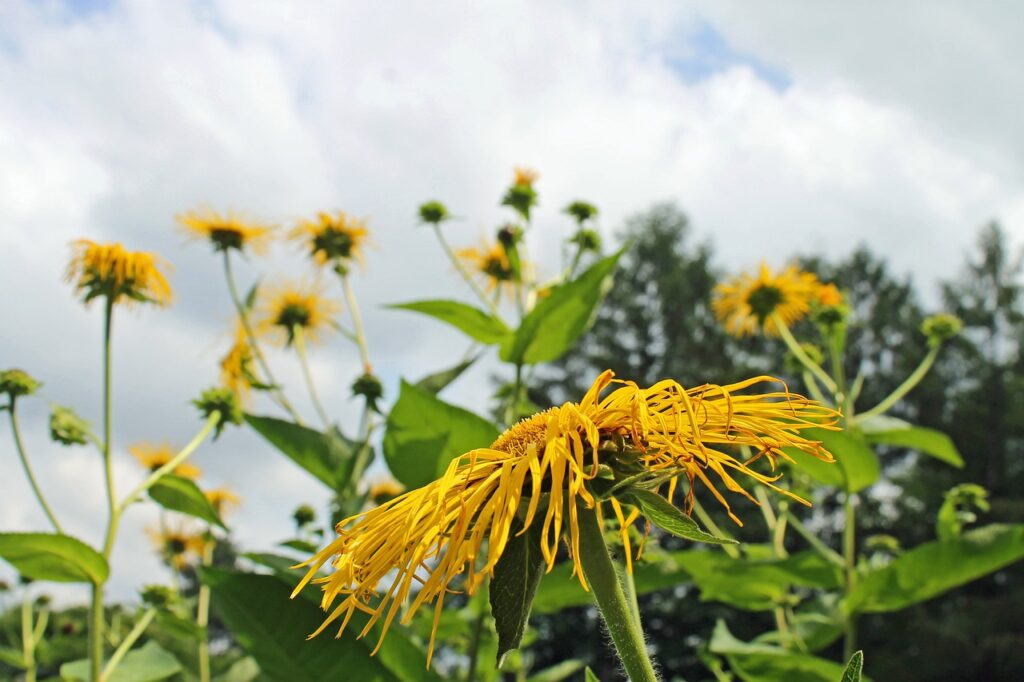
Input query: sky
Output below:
<box><xmin>2</xmin><ymin>0</ymin><xmax>1023</xmax><ymax>602</ymax></box>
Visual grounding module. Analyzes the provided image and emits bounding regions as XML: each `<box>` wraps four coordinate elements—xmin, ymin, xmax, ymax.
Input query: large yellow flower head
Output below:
<box><xmin>66</xmin><ymin>240</ymin><xmax>172</xmax><ymax>307</ymax></box>
<box><xmin>129</xmin><ymin>442</ymin><xmax>202</xmax><ymax>480</ymax></box>
<box><xmin>219</xmin><ymin>323</ymin><xmax>256</xmax><ymax>402</ymax></box>
<box><xmin>712</xmin><ymin>263</ymin><xmax>820</xmax><ymax>337</ymax></box>
<box><xmin>258</xmin><ymin>279</ymin><xmax>342</xmax><ymax>347</ymax></box>
<box><xmin>296</xmin><ymin>370</ymin><xmax>838</xmax><ymax>663</ymax></box>
<box><xmin>176</xmin><ymin>208</ymin><xmax>275</xmax><ymax>254</ymax></box>
<box><xmin>457</xmin><ymin>238</ymin><xmax>518</xmax><ymax>299</ymax></box>
<box><xmin>290</xmin><ymin>211</ymin><xmax>370</xmax><ymax>268</ymax></box>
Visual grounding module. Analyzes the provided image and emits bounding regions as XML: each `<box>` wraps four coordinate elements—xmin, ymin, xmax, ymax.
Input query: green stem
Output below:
<box><xmin>222</xmin><ymin>250</ymin><xmax>302</xmax><ymax>423</ymax></box>
<box><xmin>784</xmin><ymin>511</ymin><xmax>845</xmax><ymax>568</ymax></box>
<box><xmin>292</xmin><ymin>326</ymin><xmax>331</xmax><ymax>428</ymax></box>
<box><xmin>773</xmin><ymin>313</ymin><xmax>837</xmax><ymax>394</ymax></box>
<box><xmin>856</xmin><ymin>345</ymin><xmax>939</xmax><ymax>422</ymax></box>
<box><xmin>197</xmin><ymin>536</ymin><xmax>214</xmax><ymax>682</ymax></box>
<box><xmin>842</xmin><ymin>494</ymin><xmax>858</xmax><ymax>661</ymax></box>
<box><xmin>431</xmin><ymin>223</ymin><xmax>501</xmax><ymax>317</ymax></box>
<box><xmin>463</xmin><ymin>586</ymin><xmax>488</xmax><ymax>682</ymax></box>
<box><xmin>800</xmin><ymin>370</ymin><xmax>830</xmax><ymax>407</ymax></box>
<box><xmin>90</xmin><ymin>584</ymin><xmax>104</xmax><ymax>681</ymax></box>
<box><xmin>8</xmin><ymin>403</ymin><xmax>63</xmax><ymax>533</ymax></box>
<box><xmin>340</xmin><ymin>272</ymin><xmax>373</xmax><ymax>373</ymax></box>
<box><xmin>692</xmin><ymin>499</ymin><xmax>741</xmax><ymax>559</ymax></box>
<box><xmin>101</xmin><ymin>609</ymin><xmax>155</xmax><ymax>681</ymax></box>
<box><xmin>577</xmin><ymin>502</ymin><xmax>659</xmax><ymax>682</ymax></box>
<box><xmin>614</xmin><ymin>562</ymin><xmax>643</xmax><ymax>634</ymax></box>
<box><xmin>21</xmin><ymin>596</ymin><xmax>36</xmax><ymax>682</ymax></box>
<box><xmin>91</xmin><ymin>297</ymin><xmax>115</xmax><ymax>682</ymax></box>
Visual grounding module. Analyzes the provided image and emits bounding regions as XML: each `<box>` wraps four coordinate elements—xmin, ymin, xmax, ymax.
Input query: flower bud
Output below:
<box><xmin>351</xmin><ymin>373</ymin><xmax>384</xmax><ymax>411</ymax></box>
<box><xmin>293</xmin><ymin>504</ymin><xmax>316</xmax><ymax>528</ymax></box>
<box><xmin>564</xmin><ymin>200</ymin><xmax>598</xmax><ymax>225</ymax></box>
<box><xmin>921</xmin><ymin>313</ymin><xmax>962</xmax><ymax>346</ymax></box>
<box><xmin>497</xmin><ymin>224</ymin><xmax>523</xmax><ymax>248</ymax></box>
<box><xmin>49</xmin><ymin>405</ymin><xmax>92</xmax><ymax>446</ymax></box>
<box><xmin>569</xmin><ymin>228</ymin><xmax>602</xmax><ymax>253</ymax></box>
<box><xmin>192</xmin><ymin>387</ymin><xmax>243</xmax><ymax>439</ymax></box>
<box><xmin>140</xmin><ymin>584</ymin><xmax>177</xmax><ymax>609</ymax></box>
<box><xmin>0</xmin><ymin>369</ymin><xmax>42</xmax><ymax>400</ymax></box>
<box><xmin>418</xmin><ymin>201</ymin><xmax>450</xmax><ymax>225</ymax></box>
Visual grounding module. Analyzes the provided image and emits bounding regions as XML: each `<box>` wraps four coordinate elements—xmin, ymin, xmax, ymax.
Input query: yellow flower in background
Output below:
<box><xmin>457</xmin><ymin>238</ymin><xmax>518</xmax><ymax>300</ymax></box>
<box><xmin>205</xmin><ymin>488</ymin><xmax>241</xmax><ymax>516</ymax></box>
<box><xmin>290</xmin><ymin>211</ymin><xmax>370</xmax><ymax>268</ymax></box>
<box><xmin>815</xmin><ymin>282</ymin><xmax>844</xmax><ymax>307</ymax></box>
<box><xmin>295</xmin><ymin>370</ymin><xmax>838</xmax><ymax>663</ymax></box>
<box><xmin>148</xmin><ymin>524</ymin><xmax>206</xmax><ymax>571</ymax></box>
<box><xmin>513</xmin><ymin>166</ymin><xmax>539</xmax><ymax>188</ymax></box>
<box><xmin>219</xmin><ymin>323</ymin><xmax>256</xmax><ymax>402</ymax></box>
<box><xmin>176</xmin><ymin>208</ymin><xmax>275</xmax><ymax>254</ymax></box>
<box><xmin>129</xmin><ymin>442</ymin><xmax>202</xmax><ymax>480</ymax></box>
<box><xmin>66</xmin><ymin>240</ymin><xmax>172</xmax><ymax>307</ymax></box>
<box><xmin>712</xmin><ymin>263</ymin><xmax>820</xmax><ymax>337</ymax></box>
<box><xmin>368</xmin><ymin>478</ymin><xmax>405</xmax><ymax>505</ymax></box>
<box><xmin>258</xmin><ymin>279</ymin><xmax>342</xmax><ymax>347</ymax></box>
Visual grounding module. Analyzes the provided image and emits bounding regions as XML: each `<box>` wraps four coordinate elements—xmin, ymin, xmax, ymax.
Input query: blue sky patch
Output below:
<box><xmin>667</xmin><ymin>20</ymin><xmax>790</xmax><ymax>91</ymax></box>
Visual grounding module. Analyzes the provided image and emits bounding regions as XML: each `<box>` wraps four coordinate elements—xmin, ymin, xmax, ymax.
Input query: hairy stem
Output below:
<box><xmin>8</xmin><ymin>402</ymin><xmax>63</xmax><ymax>533</ymax></box>
<box><xmin>292</xmin><ymin>326</ymin><xmax>330</xmax><ymax>428</ymax></box>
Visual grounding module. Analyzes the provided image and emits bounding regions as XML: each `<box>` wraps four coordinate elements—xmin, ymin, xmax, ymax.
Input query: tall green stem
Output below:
<box><xmin>91</xmin><ymin>297</ymin><xmax>115</xmax><ymax>681</ymax></box>
<box><xmin>21</xmin><ymin>596</ymin><xmax>36</xmax><ymax>682</ymax></box>
<box><xmin>577</xmin><ymin>502</ymin><xmax>659</xmax><ymax>682</ymax></box>
<box><xmin>842</xmin><ymin>494</ymin><xmax>858</xmax><ymax>660</ymax></box>
<box><xmin>101</xmin><ymin>609</ymin><xmax>155</xmax><ymax>681</ymax></box>
<box><xmin>197</xmin><ymin>536</ymin><xmax>215</xmax><ymax>682</ymax></box>
<box><xmin>773</xmin><ymin>313</ymin><xmax>837</xmax><ymax>393</ymax></box>
<box><xmin>222</xmin><ymin>251</ymin><xmax>302</xmax><ymax>423</ymax></box>
<box><xmin>431</xmin><ymin>223</ymin><xmax>501</xmax><ymax>317</ymax></box>
<box><xmin>340</xmin><ymin>272</ymin><xmax>372</xmax><ymax>373</ymax></box>
<box><xmin>292</xmin><ymin>326</ymin><xmax>330</xmax><ymax>428</ymax></box>
<box><xmin>856</xmin><ymin>345</ymin><xmax>939</xmax><ymax>422</ymax></box>
<box><xmin>8</xmin><ymin>403</ymin><xmax>63</xmax><ymax>533</ymax></box>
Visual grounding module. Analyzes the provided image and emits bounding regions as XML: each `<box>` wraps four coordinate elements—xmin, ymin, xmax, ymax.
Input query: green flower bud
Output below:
<box><xmin>351</xmin><ymin>373</ymin><xmax>384</xmax><ymax>411</ymax></box>
<box><xmin>921</xmin><ymin>313</ymin><xmax>962</xmax><ymax>346</ymax></box>
<box><xmin>49</xmin><ymin>405</ymin><xmax>92</xmax><ymax>446</ymax></box>
<box><xmin>418</xmin><ymin>201</ymin><xmax>450</xmax><ymax>225</ymax></box>
<box><xmin>140</xmin><ymin>584</ymin><xmax>177</xmax><ymax>609</ymax></box>
<box><xmin>293</xmin><ymin>504</ymin><xmax>316</xmax><ymax>528</ymax></box>
<box><xmin>569</xmin><ymin>228</ymin><xmax>602</xmax><ymax>253</ymax></box>
<box><xmin>564</xmin><ymin>200</ymin><xmax>598</xmax><ymax>225</ymax></box>
<box><xmin>192</xmin><ymin>387</ymin><xmax>243</xmax><ymax>439</ymax></box>
<box><xmin>35</xmin><ymin>594</ymin><xmax>51</xmax><ymax>607</ymax></box>
<box><xmin>0</xmin><ymin>369</ymin><xmax>42</xmax><ymax>400</ymax></box>
<box><xmin>501</xmin><ymin>185</ymin><xmax>538</xmax><ymax>222</ymax></box>
<box><xmin>497</xmin><ymin>224</ymin><xmax>524</xmax><ymax>248</ymax></box>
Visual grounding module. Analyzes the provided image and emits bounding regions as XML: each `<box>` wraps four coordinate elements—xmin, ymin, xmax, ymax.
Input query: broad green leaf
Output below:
<box><xmin>214</xmin><ymin>656</ymin><xmax>260</xmax><ymax>682</ymax></box>
<box><xmin>203</xmin><ymin>567</ymin><xmax>442</xmax><ymax>682</ymax></box>
<box><xmin>490</xmin><ymin>522</ymin><xmax>546</xmax><ymax>667</ymax></box>
<box><xmin>0</xmin><ymin>532</ymin><xmax>108</xmax><ymax>584</ymax></box>
<box><xmin>859</xmin><ymin>418</ymin><xmax>964</xmax><ymax>468</ymax></box>
<box><xmin>245</xmin><ymin>415</ymin><xmax>357</xmax><ymax>490</ymax></box>
<box><xmin>415</xmin><ymin>356</ymin><xmax>477</xmax><ymax>394</ymax></box>
<box><xmin>383</xmin><ymin>380</ymin><xmax>500</xmax><ymax>489</ymax></box>
<box><xmin>841</xmin><ymin>651</ymin><xmax>864</xmax><ymax>682</ymax></box>
<box><xmin>848</xmin><ymin>523</ymin><xmax>1024</xmax><ymax>613</ymax></box>
<box><xmin>500</xmin><ymin>248</ymin><xmax>625</xmax><ymax>365</ymax></box>
<box><xmin>626</xmin><ymin>489</ymin><xmax>737</xmax><ymax>545</ymax></box>
<box><xmin>390</xmin><ymin>299</ymin><xmax>511</xmax><ymax>344</ymax></box>
<box><xmin>710</xmin><ymin>620</ymin><xmax>870</xmax><ymax>682</ymax></box>
<box><xmin>148</xmin><ymin>474</ymin><xmax>226</xmax><ymax>529</ymax></box>
<box><xmin>787</xmin><ymin>427</ymin><xmax>879</xmax><ymax>493</ymax></box>
<box><xmin>61</xmin><ymin>641</ymin><xmax>181</xmax><ymax>681</ymax></box>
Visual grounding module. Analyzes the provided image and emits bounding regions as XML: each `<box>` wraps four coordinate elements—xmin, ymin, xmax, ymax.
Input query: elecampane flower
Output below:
<box><xmin>219</xmin><ymin>323</ymin><xmax>256</xmax><ymax>402</ymax></box>
<box><xmin>258</xmin><ymin>279</ymin><xmax>341</xmax><ymax>347</ymax></box>
<box><xmin>205</xmin><ymin>487</ymin><xmax>241</xmax><ymax>516</ymax></box>
<box><xmin>66</xmin><ymin>240</ymin><xmax>172</xmax><ymax>307</ymax></box>
<box><xmin>148</xmin><ymin>524</ymin><xmax>206</xmax><ymax>571</ymax></box>
<box><xmin>129</xmin><ymin>442</ymin><xmax>202</xmax><ymax>480</ymax></box>
<box><xmin>290</xmin><ymin>211</ymin><xmax>370</xmax><ymax>267</ymax></box>
<box><xmin>296</xmin><ymin>370</ymin><xmax>838</xmax><ymax>664</ymax></box>
<box><xmin>457</xmin><ymin>238</ymin><xmax>518</xmax><ymax>300</ymax></box>
<box><xmin>177</xmin><ymin>208</ymin><xmax>275</xmax><ymax>254</ymax></box>
<box><xmin>712</xmin><ymin>263</ymin><xmax>820</xmax><ymax>337</ymax></box>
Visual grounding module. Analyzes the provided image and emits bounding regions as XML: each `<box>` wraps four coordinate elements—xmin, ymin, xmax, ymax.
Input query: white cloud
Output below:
<box><xmin>1</xmin><ymin>0</ymin><xmax>1022</xmax><ymax>601</ymax></box>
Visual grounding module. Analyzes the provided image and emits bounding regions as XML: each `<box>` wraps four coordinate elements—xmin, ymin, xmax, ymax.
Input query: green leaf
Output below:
<box><xmin>155</xmin><ymin>609</ymin><xmax>205</xmax><ymax>640</ymax></box>
<box><xmin>0</xmin><ymin>646</ymin><xmax>25</xmax><ymax>669</ymax></box>
<box><xmin>61</xmin><ymin>641</ymin><xmax>182</xmax><ymax>681</ymax></box>
<box><xmin>682</xmin><ymin>551</ymin><xmax>841</xmax><ymax>611</ymax></box>
<box><xmin>0</xmin><ymin>532</ymin><xmax>108</xmax><ymax>584</ymax></box>
<box><xmin>278</xmin><ymin>539</ymin><xmax>318</xmax><ymax>554</ymax></box>
<box><xmin>148</xmin><ymin>474</ymin><xmax>226</xmax><ymax>529</ymax></box>
<box><xmin>500</xmin><ymin>248</ymin><xmax>625</xmax><ymax>365</ymax></box>
<box><xmin>202</xmin><ymin>567</ymin><xmax>442</xmax><ymax>682</ymax></box>
<box><xmin>415</xmin><ymin>356</ymin><xmax>477</xmax><ymax>395</ymax></box>
<box><xmin>383</xmin><ymin>380</ymin><xmax>500</xmax><ymax>489</ymax></box>
<box><xmin>490</xmin><ymin>522</ymin><xmax>546</xmax><ymax>667</ymax></box>
<box><xmin>848</xmin><ymin>523</ymin><xmax>1024</xmax><ymax>613</ymax></box>
<box><xmin>709</xmin><ymin>620</ymin><xmax>870</xmax><ymax>682</ymax></box>
<box><xmin>787</xmin><ymin>427</ymin><xmax>879</xmax><ymax>493</ymax></box>
<box><xmin>584</xmin><ymin>668</ymin><xmax>601</xmax><ymax>682</ymax></box>
<box><xmin>525</xmin><ymin>660</ymin><xmax>586</xmax><ymax>682</ymax></box>
<box><xmin>214</xmin><ymin>656</ymin><xmax>261</xmax><ymax>682</ymax></box>
<box><xmin>841</xmin><ymin>651</ymin><xmax>864</xmax><ymax>682</ymax></box>
<box><xmin>625</xmin><ymin>489</ymin><xmax>737</xmax><ymax>545</ymax></box>
<box><xmin>390</xmin><ymin>299</ymin><xmax>511</xmax><ymax>345</ymax></box>
<box><xmin>858</xmin><ymin>417</ymin><xmax>964</xmax><ymax>468</ymax></box>
<box><xmin>245</xmin><ymin>415</ymin><xmax>357</xmax><ymax>491</ymax></box>
<box><xmin>244</xmin><ymin>281</ymin><xmax>260</xmax><ymax>312</ymax></box>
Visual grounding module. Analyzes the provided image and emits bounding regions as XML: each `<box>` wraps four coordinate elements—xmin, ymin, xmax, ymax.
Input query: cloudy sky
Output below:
<box><xmin>2</xmin><ymin>0</ymin><xmax>1023</xmax><ymax>601</ymax></box>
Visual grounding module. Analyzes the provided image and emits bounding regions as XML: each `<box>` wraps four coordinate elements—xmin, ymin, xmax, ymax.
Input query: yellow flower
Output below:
<box><xmin>815</xmin><ymin>282</ymin><xmax>844</xmax><ymax>307</ymax></box>
<box><xmin>148</xmin><ymin>524</ymin><xmax>206</xmax><ymax>571</ymax></box>
<box><xmin>219</xmin><ymin>323</ymin><xmax>256</xmax><ymax>402</ymax></box>
<box><xmin>368</xmin><ymin>479</ymin><xmax>404</xmax><ymax>504</ymax></box>
<box><xmin>513</xmin><ymin>166</ymin><xmax>539</xmax><ymax>188</ymax></box>
<box><xmin>290</xmin><ymin>211</ymin><xmax>370</xmax><ymax>267</ymax></box>
<box><xmin>205</xmin><ymin>487</ymin><xmax>241</xmax><ymax>516</ymax></box>
<box><xmin>176</xmin><ymin>208</ymin><xmax>275</xmax><ymax>254</ymax></box>
<box><xmin>295</xmin><ymin>370</ymin><xmax>838</xmax><ymax>663</ymax></box>
<box><xmin>66</xmin><ymin>240</ymin><xmax>172</xmax><ymax>307</ymax></box>
<box><xmin>712</xmin><ymin>263</ymin><xmax>820</xmax><ymax>337</ymax></box>
<box><xmin>129</xmin><ymin>442</ymin><xmax>202</xmax><ymax>480</ymax></box>
<box><xmin>258</xmin><ymin>279</ymin><xmax>341</xmax><ymax>347</ymax></box>
<box><xmin>457</xmin><ymin>238</ymin><xmax>518</xmax><ymax>300</ymax></box>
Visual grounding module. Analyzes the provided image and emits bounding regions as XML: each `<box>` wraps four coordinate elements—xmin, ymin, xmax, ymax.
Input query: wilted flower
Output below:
<box><xmin>0</xmin><ymin>369</ymin><xmax>41</xmax><ymax>400</ymax></box>
<box><xmin>418</xmin><ymin>201</ymin><xmax>450</xmax><ymax>225</ymax></box>
<box><xmin>296</xmin><ymin>370</ymin><xmax>838</xmax><ymax>663</ymax></box>
<box><xmin>922</xmin><ymin>313</ymin><xmax>962</xmax><ymax>346</ymax></box>
<box><xmin>49</xmin><ymin>405</ymin><xmax>92</xmax><ymax>446</ymax></box>
<box><xmin>129</xmin><ymin>442</ymin><xmax>202</xmax><ymax>480</ymax></box>
<box><xmin>258</xmin><ymin>280</ymin><xmax>341</xmax><ymax>347</ymax></box>
<box><xmin>66</xmin><ymin>240</ymin><xmax>172</xmax><ymax>307</ymax></box>
<box><xmin>177</xmin><ymin>208</ymin><xmax>275</xmax><ymax>254</ymax></box>
<box><xmin>291</xmin><ymin>211</ymin><xmax>369</xmax><ymax>268</ymax></box>
<box><xmin>713</xmin><ymin>263</ymin><xmax>820</xmax><ymax>337</ymax></box>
